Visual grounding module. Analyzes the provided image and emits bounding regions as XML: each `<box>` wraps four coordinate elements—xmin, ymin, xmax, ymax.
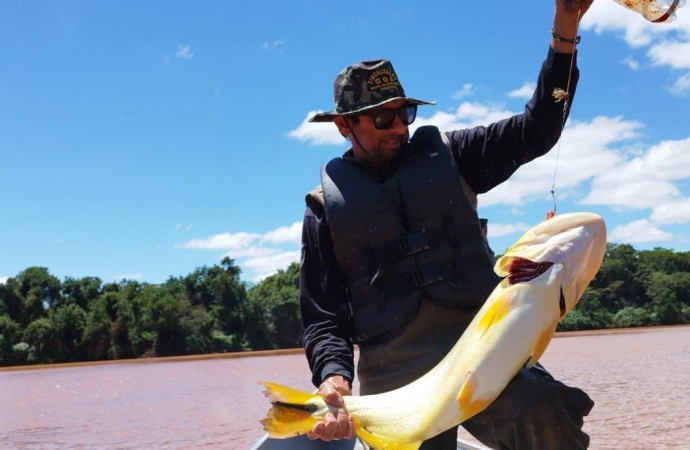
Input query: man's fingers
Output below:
<box><xmin>306</xmin><ymin>409</ymin><xmax>352</xmax><ymax>442</ymax></box>
<box><xmin>338</xmin><ymin>409</ymin><xmax>355</xmax><ymax>440</ymax></box>
<box><xmin>324</xmin><ymin>390</ymin><xmax>344</xmax><ymax>407</ymax></box>
<box><xmin>321</xmin><ymin>411</ymin><xmax>341</xmax><ymax>441</ymax></box>
<box><xmin>320</xmin><ymin>382</ymin><xmax>345</xmax><ymax>407</ymax></box>
<box><xmin>310</xmin><ymin>377</ymin><xmax>354</xmax><ymax>441</ymax></box>
<box><xmin>306</xmin><ymin>422</ymin><xmax>324</xmax><ymax>441</ymax></box>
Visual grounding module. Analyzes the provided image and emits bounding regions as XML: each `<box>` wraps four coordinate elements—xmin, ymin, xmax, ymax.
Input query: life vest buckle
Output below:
<box><xmin>399</xmin><ymin>230</ymin><xmax>430</xmax><ymax>256</ymax></box>
<box><xmin>412</xmin><ymin>263</ymin><xmax>445</xmax><ymax>287</ymax></box>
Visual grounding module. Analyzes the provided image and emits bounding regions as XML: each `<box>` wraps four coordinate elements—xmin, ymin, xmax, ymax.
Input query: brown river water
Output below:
<box><xmin>1</xmin><ymin>326</ymin><xmax>689</xmax><ymax>449</ymax></box>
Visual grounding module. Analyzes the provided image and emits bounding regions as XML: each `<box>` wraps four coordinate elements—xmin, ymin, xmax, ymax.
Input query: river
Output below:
<box><xmin>1</xmin><ymin>326</ymin><xmax>688</xmax><ymax>449</ymax></box>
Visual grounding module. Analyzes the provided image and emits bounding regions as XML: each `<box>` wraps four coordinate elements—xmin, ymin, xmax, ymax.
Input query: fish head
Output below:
<box><xmin>494</xmin><ymin>212</ymin><xmax>607</xmax><ymax>316</ymax></box>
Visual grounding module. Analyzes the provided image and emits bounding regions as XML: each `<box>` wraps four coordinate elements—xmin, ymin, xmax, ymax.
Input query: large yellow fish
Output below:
<box><xmin>261</xmin><ymin>212</ymin><xmax>607</xmax><ymax>450</ymax></box>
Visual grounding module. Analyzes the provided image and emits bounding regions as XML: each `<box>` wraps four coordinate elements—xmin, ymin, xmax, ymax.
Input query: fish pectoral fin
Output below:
<box><xmin>525</xmin><ymin>322</ymin><xmax>558</xmax><ymax>368</ymax></box>
<box><xmin>353</xmin><ymin>416</ymin><xmax>422</xmax><ymax>450</ymax></box>
<box><xmin>456</xmin><ymin>372</ymin><xmax>494</xmax><ymax>423</ymax></box>
<box><xmin>476</xmin><ymin>291</ymin><xmax>513</xmax><ymax>336</ymax></box>
<box><xmin>260</xmin><ymin>381</ymin><xmax>323</xmax><ymax>439</ymax></box>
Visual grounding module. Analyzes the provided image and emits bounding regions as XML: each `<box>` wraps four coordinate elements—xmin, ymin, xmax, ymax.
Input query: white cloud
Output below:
<box><xmin>51</xmin><ymin>238</ymin><xmax>64</xmax><ymax>244</ymax></box>
<box><xmin>438</xmin><ymin>105</ymin><xmax>690</xmax><ymax>242</ymax></box>
<box><xmin>180</xmin><ymin>231</ymin><xmax>262</xmax><ymax>252</ymax></box>
<box><xmin>0</xmin><ymin>276</ymin><xmax>8</xmax><ymax>284</ymax></box>
<box><xmin>176</xmin><ymin>45</ymin><xmax>194</xmax><ymax>59</ymax></box>
<box><xmin>648</xmin><ymin>39</ymin><xmax>690</xmax><ymax>69</ymax></box>
<box><xmin>507</xmin><ymin>82</ymin><xmax>536</xmax><ymax>99</ymax></box>
<box><xmin>452</xmin><ymin>83</ymin><xmax>474</xmax><ymax>99</ymax></box>
<box><xmin>261</xmin><ymin>221</ymin><xmax>302</xmax><ymax>244</ymax></box>
<box><xmin>487</xmin><ymin>222</ymin><xmax>531</xmax><ymax>238</ymax></box>
<box><xmin>481</xmin><ymin>115</ymin><xmax>641</xmax><ymax>207</ymax></box>
<box><xmin>411</xmin><ymin>110</ymin><xmax>458</xmax><ymax>130</ymax></box>
<box><xmin>116</xmin><ymin>273</ymin><xmax>143</xmax><ymax>281</ymax></box>
<box><xmin>582</xmin><ymin>137</ymin><xmax>690</xmax><ymax>210</ymax></box>
<box><xmin>453</xmin><ymin>101</ymin><xmax>515</xmax><ymax>126</ymax></box>
<box><xmin>582</xmin><ymin>1</ymin><xmax>664</xmax><ymax>47</ymax></box>
<box><xmin>262</xmin><ymin>39</ymin><xmax>287</xmax><ymax>52</ymax></box>
<box><xmin>179</xmin><ymin>223</ymin><xmax>303</xmax><ymax>282</ymax></box>
<box><xmin>239</xmin><ymin>250</ymin><xmax>301</xmax><ymax>282</ymax></box>
<box><xmin>609</xmin><ymin>219</ymin><xmax>673</xmax><ymax>244</ymax></box>
<box><xmin>650</xmin><ymin>199</ymin><xmax>690</xmax><ymax>225</ymax></box>
<box><xmin>581</xmin><ymin>1</ymin><xmax>690</xmax><ymax>93</ymax></box>
<box><xmin>412</xmin><ymin>101</ymin><xmax>517</xmax><ymax>133</ymax></box>
<box><xmin>623</xmin><ymin>56</ymin><xmax>640</xmax><ymax>71</ymax></box>
<box><xmin>175</xmin><ymin>223</ymin><xmax>193</xmax><ymax>231</ymax></box>
<box><xmin>670</xmin><ymin>72</ymin><xmax>690</xmax><ymax>95</ymax></box>
<box><xmin>287</xmin><ymin>112</ymin><xmax>344</xmax><ymax>146</ymax></box>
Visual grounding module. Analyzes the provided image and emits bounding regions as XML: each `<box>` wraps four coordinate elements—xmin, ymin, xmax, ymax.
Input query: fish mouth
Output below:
<box><xmin>507</xmin><ymin>257</ymin><xmax>554</xmax><ymax>285</ymax></box>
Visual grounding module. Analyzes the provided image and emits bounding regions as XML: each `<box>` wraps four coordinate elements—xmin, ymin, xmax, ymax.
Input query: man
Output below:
<box><xmin>299</xmin><ymin>1</ymin><xmax>595</xmax><ymax>449</ymax></box>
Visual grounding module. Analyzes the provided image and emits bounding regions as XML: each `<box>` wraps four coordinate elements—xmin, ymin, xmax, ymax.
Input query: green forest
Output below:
<box><xmin>1</xmin><ymin>243</ymin><xmax>689</xmax><ymax>367</ymax></box>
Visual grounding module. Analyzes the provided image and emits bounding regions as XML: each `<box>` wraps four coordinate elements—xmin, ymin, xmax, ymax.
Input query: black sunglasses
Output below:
<box><xmin>358</xmin><ymin>105</ymin><xmax>417</xmax><ymax>130</ymax></box>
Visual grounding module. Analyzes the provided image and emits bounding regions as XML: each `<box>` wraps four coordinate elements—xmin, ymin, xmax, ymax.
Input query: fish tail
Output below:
<box><xmin>260</xmin><ymin>381</ymin><xmax>324</xmax><ymax>439</ymax></box>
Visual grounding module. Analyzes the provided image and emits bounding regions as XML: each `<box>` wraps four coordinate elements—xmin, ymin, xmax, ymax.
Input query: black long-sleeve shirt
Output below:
<box><xmin>300</xmin><ymin>47</ymin><xmax>580</xmax><ymax>388</ymax></box>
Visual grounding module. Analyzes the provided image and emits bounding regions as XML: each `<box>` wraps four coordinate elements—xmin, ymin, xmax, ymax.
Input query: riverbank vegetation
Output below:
<box><xmin>1</xmin><ymin>243</ymin><xmax>689</xmax><ymax>366</ymax></box>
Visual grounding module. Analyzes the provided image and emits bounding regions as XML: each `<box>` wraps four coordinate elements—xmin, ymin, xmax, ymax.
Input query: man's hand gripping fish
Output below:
<box><xmin>260</xmin><ymin>212</ymin><xmax>607</xmax><ymax>450</ymax></box>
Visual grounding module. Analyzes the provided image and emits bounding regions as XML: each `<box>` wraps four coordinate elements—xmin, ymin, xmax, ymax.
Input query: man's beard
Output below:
<box><xmin>368</xmin><ymin>135</ymin><xmax>406</xmax><ymax>167</ymax></box>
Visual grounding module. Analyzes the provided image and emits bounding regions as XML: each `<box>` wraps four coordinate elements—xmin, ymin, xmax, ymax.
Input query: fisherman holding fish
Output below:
<box><xmin>299</xmin><ymin>1</ymin><xmax>596</xmax><ymax>448</ymax></box>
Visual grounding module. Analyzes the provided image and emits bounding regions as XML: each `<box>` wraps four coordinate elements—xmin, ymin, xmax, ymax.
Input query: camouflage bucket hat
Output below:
<box><xmin>309</xmin><ymin>59</ymin><xmax>436</xmax><ymax>123</ymax></box>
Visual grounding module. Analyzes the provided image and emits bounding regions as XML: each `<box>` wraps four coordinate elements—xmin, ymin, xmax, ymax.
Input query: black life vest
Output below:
<box><xmin>321</xmin><ymin>125</ymin><xmax>500</xmax><ymax>344</ymax></box>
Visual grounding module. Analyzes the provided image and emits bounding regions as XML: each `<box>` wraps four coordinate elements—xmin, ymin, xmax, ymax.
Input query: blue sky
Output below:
<box><xmin>1</xmin><ymin>1</ymin><xmax>689</xmax><ymax>285</ymax></box>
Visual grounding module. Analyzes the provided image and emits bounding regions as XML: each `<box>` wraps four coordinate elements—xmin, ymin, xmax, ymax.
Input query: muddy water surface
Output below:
<box><xmin>1</xmin><ymin>326</ymin><xmax>688</xmax><ymax>449</ymax></box>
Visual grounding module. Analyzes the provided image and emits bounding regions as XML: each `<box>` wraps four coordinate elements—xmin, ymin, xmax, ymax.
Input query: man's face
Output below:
<box><xmin>335</xmin><ymin>100</ymin><xmax>413</xmax><ymax>168</ymax></box>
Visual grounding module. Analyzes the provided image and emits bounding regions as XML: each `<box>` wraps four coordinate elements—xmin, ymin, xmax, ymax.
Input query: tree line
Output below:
<box><xmin>1</xmin><ymin>244</ymin><xmax>689</xmax><ymax>366</ymax></box>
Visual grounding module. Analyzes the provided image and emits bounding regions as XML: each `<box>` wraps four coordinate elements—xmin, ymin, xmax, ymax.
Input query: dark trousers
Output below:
<box><xmin>419</xmin><ymin>365</ymin><xmax>594</xmax><ymax>450</ymax></box>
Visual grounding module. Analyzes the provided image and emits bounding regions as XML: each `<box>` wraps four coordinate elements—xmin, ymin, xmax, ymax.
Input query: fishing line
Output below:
<box><xmin>549</xmin><ymin>6</ymin><xmax>583</xmax><ymax>218</ymax></box>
